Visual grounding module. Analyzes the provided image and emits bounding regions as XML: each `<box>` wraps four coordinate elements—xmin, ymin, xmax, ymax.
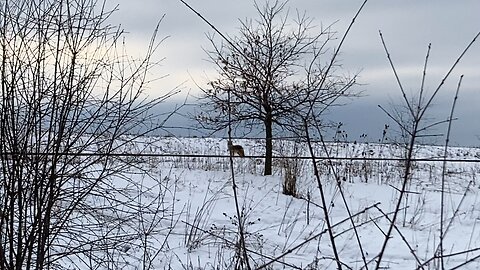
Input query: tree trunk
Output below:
<box><xmin>264</xmin><ymin>113</ymin><xmax>273</xmax><ymax>176</ymax></box>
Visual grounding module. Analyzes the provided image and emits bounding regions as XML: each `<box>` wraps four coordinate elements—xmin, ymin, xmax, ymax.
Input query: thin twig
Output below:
<box><xmin>316</xmin><ymin>127</ymin><xmax>369</xmax><ymax>269</ymax></box>
<box><xmin>374</xmin><ymin>205</ymin><xmax>424</xmax><ymax>269</ymax></box>
<box><xmin>438</xmin><ymin>74</ymin><xmax>462</xmax><ymax>268</ymax></box>
<box><xmin>226</xmin><ymin>87</ymin><xmax>251</xmax><ymax>269</ymax></box>
<box><xmin>306</xmin><ymin>0</ymin><xmax>368</xmax><ymax>117</ymax></box>
<box><xmin>420</xmin><ymin>31</ymin><xmax>480</xmax><ymax>120</ymax></box>
<box><xmin>375</xmin><ymin>32</ymin><xmax>423</xmax><ymax>270</ymax></box>
<box><xmin>379</xmin><ymin>31</ymin><xmax>415</xmax><ymax>117</ymax></box>
<box><xmin>304</xmin><ymin>119</ymin><xmax>343</xmax><ymax>270</ymax></box>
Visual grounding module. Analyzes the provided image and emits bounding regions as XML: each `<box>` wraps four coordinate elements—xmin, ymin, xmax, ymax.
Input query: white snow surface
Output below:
<box><xmin>88</xmin><ymin>136</ymin><xmax>480</xmax><ymax>269</ymax></box>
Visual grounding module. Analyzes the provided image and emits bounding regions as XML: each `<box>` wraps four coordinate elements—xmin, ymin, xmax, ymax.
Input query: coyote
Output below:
<box><xmin>227</xmin><ymin>140</ymin><xmax>245</xmax><ymax>157</ymax></box>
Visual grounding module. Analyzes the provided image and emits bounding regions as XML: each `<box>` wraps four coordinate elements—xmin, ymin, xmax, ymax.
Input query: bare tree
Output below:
<box><xmin>197</xmin><ymin>0</ymin><xmax>358</xmax><ymax>175</ymax></box>
<box><xmin>0</xmin><ymin>0</ymin><xmax>176</xmax><ymax>269</ymax></box>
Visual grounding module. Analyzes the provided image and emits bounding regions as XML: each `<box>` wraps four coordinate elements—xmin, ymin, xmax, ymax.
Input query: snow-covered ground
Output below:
<box><xmin>93</xmin><ymin>137</ymin><xmax>480</xmax><ymax>269</ymax></box>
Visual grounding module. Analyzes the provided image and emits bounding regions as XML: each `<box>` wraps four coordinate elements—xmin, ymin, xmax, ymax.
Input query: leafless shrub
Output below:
<box><xmin>184</xmin><ymin>181</ymin><xmax>219</xmax><ymax>252</ymax></box>
<box><xmin>280</xmin><ymin>141</ymin><xmax>304</xmax><ymax>197</ymax></box>
<box><xmin>0</xmin><ymin>0</ymin><xmax>176</xmax><ymax>269</ymax></box>
<box><xmin>374</xmin><ymin>30</ymin><xmax>480</xmax><ymax>269</ymax></box>
<box><xmin>282</xmin><ymin>158</ymin><xmax>298</xmax><ymax>197</ymax></box>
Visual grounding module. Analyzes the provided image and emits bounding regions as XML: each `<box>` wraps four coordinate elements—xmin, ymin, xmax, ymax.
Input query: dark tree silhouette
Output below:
<box><xmin>0</xmin><ymin>0</ymin><xmax>175</xmax><ymax>269</ymax></box>
<box><xmin>198</xmin><ymin>0</ymin><xmax>358</xmax><ymax>175</ymax></box>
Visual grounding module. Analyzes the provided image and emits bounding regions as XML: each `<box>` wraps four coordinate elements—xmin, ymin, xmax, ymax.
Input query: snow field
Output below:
<box><xmin>113</xmin><ymin>137</ymin><xmax>480</xmax><ymax>269</ymax></box>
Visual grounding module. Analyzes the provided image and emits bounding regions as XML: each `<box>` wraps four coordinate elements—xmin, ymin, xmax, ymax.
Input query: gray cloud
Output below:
<box><xmin>109</xmin><ymin>0</ymin><xmax>480</xmax><ymax>146</ymax></box>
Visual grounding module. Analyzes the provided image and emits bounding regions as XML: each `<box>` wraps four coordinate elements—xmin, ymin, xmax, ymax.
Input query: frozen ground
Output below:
<box><xmin>87</xmin><ymin>137</ymin><xmax>480</xmax><ymax>269</ymax></box>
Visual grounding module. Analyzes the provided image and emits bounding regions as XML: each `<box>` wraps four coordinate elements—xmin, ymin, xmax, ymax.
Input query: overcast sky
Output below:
<box><xmin>108</xmin><ymin>0</ymin><xmax>480</xmax><ymax>146</ymax></box>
